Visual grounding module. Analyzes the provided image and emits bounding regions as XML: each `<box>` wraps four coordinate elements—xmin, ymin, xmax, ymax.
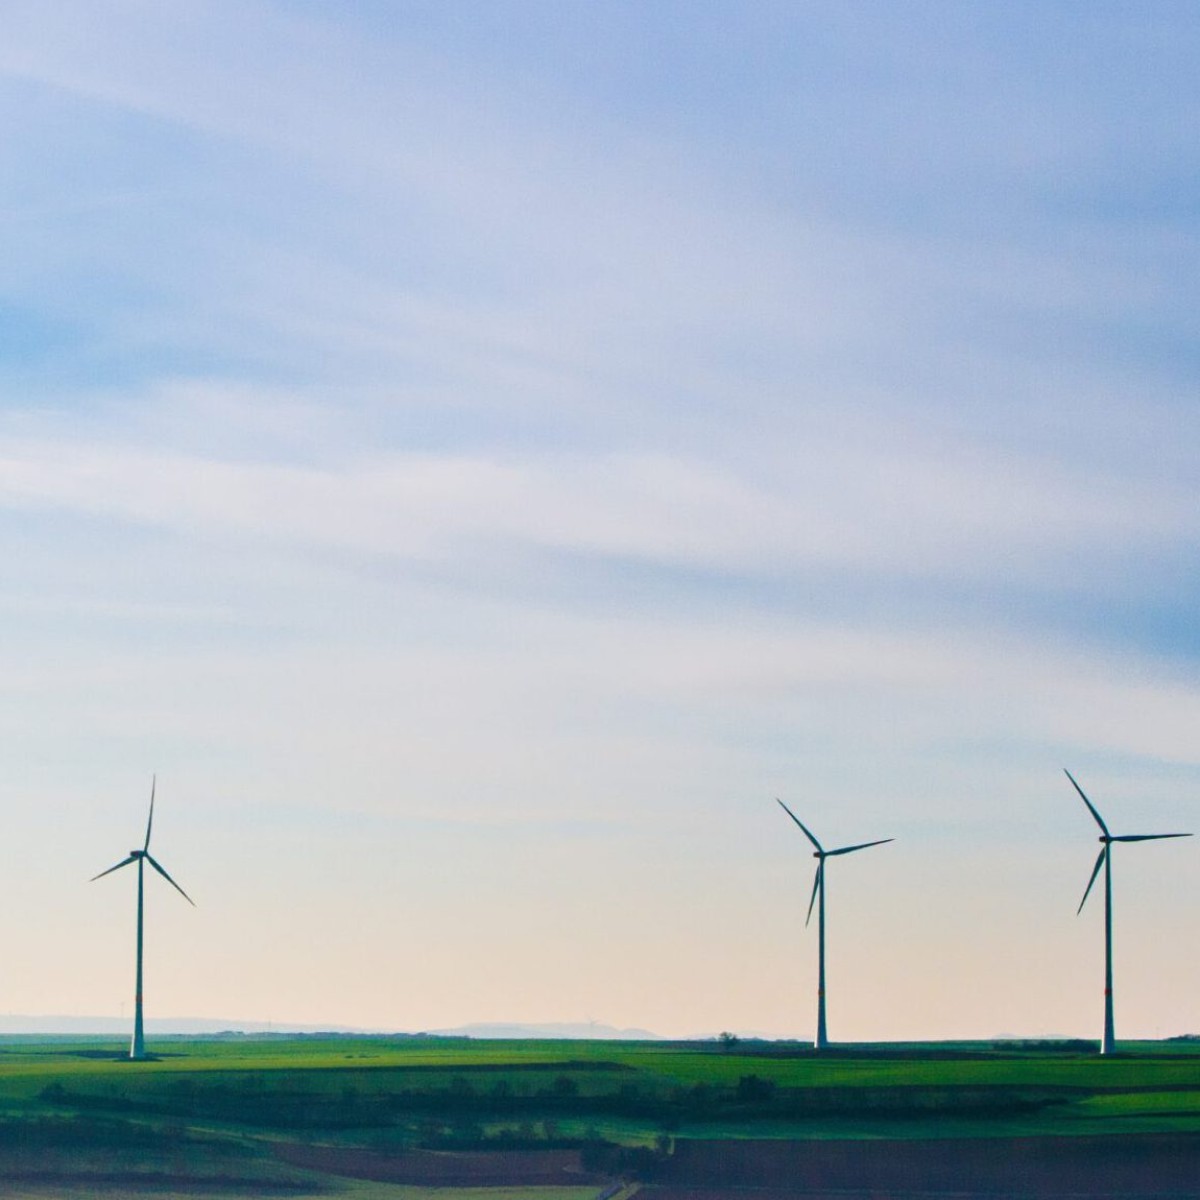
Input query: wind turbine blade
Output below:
<box><xmin>1077</xmin><ymin>847</ymin><xmax>1106</xmax><ymax>915</ymax></box>
<box><xmin>1064</xmin><ymin>769</ymin><xmax>1109</xmax><ymax>835</ymax></box>
<box><xmin>143</xmin><ymin>775</ymin><xmax>156</xmax><ymax>851</ymax></box>
<box><xmin>776</xmin><ymin>799</ymin><xmax>824</xmax><ymax>853</ymax></box>
<box><xmin>145</xmin><ymin>854</ymin><xmax>195</xmax><ymax>906</ymax></box>
<box><xmin>827</xmin><ymin>838</ymin><xmax>894</xmax><ymax>857</ymax></box>
<box><xmin>1111</xmin><ymin>833</ymin><xmax>1192</xmax><ymax>842</ymax></box>
<box><xmin>90</xmin><ymin>855</ymin><xmax>138</xmax><ymax>882</ymax></box>
<box><xmin>805</xmin><ymin>862</ymin><xmax>822</xmax><ymax>927</ymax></box>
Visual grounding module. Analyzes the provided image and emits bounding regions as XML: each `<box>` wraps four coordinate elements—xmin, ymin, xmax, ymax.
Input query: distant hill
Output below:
<box><xmin>0</xmin><ymin>1015</ymin><xmax>661</xmax><ymax>1040</ymax></box>
<box><xmin>430</xmin><ymin>1021</ymin><xmax>660</xmax><ymax>1040</ymax></box>
<box><xmin>0</xmin><ymin>1015</ymin><xmax>367</xmax><ymax>1036</ymax></box>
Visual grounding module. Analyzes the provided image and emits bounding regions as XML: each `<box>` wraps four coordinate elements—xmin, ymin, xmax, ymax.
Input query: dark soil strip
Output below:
<box><xmin>274</xmin><ymin>1142</ymin><xmax>606</xmax><ymax>1186</ymax></box>
<box><xmin>659</xmin><ymin>1133</ymin><xmax>1200</xmax><ymax>1196</ymax></box>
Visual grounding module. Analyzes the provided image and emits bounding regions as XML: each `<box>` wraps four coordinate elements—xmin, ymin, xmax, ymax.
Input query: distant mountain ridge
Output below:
<box><xmin>0</xmin><ymin>1015</ymin><xmax>661</xmax><ymax>1039</ymax></box>
<box><xmin>430</xmin><ymin>1021</ymin><xmax>660</xmax><ymax>1040</ymax></box>
<box><xmin>0</xmin><ymin>1016</ymin><xmax>365</xmax><ymax>1036</ymax></box>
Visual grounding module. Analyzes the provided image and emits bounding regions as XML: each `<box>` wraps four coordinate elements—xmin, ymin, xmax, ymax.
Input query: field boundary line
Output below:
<box><xmin>595</xmin><ymin>1183</ymin><xmax>640</xmax><ymax>1200</ymax></box>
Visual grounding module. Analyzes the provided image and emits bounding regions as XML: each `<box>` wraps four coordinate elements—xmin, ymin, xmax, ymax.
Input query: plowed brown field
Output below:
<box><xmin>274</xmin><ymin>1142</ymin><xmax>605</xmax><ymax>1187</ymax></box>
<box><xmin>650</xmin><ymin>1133</ymin><xmax>1200</xmax><ymax>1197</ymax></box>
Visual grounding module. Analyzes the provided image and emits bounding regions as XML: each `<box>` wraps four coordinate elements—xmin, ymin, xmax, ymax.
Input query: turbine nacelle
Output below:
<box><xmin>1066</xmin><ymin>770</ymin><xmax>1191</xmax><ymax>916</ymax></box>
<box><xmin>775</xmin><ymin>799</ymin><xmax>892</xmax><ymax>926</ymax></box>
<box><xmin>1095</xmin><ymin>832</ymin><xmax>1187</xmax><ymax>845</ymax></box>
<box><xmin>91</xmin><ymin>777</ymin><xmax>194</xmax><ymax>906</ymax></box>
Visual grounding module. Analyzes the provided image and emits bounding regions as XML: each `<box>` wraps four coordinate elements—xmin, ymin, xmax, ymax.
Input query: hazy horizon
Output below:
<box><xmin>0</xmin><ymin>1013</ymin><xmax>1184</xmax><ymax>1045</ymax></box>
<box><xmin>0</xmin><ymin>2</ymin><xmax>1197</xmax><ymax>1043</ymax></box>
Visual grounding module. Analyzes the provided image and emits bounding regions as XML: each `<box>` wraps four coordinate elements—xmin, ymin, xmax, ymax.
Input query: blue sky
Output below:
<box><xmin>0</xmin><ymin>1</ymin><xmax>1198</xmax><ymax>1040</ymax></box>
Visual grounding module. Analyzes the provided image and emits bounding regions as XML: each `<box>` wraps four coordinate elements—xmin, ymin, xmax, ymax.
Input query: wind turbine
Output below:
<box><xmin>91</xmin><ymin>776</ymin><xmax>194</xmax><ymax>1060</ymax></box>
<box><xmin>776</xmin><ymin>799</ymin><xmax>892</xmax><ymax>1050</ymax></box>
<box><xmin>1066</xmin><ymin>769</ymin><xmax>1190</xmax><ymax>1056</ymax></box>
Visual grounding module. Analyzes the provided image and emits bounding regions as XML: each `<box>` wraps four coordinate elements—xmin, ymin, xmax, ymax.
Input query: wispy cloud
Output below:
<box><xmin>0</xmin><ymin>2</ymin><xmax>1197</xmax><ymax>1037</ymax></box>
<box><xmin>0</xmin><ymin>411</ymin><xmax>1193</xmax><ymax>590</ymax></box>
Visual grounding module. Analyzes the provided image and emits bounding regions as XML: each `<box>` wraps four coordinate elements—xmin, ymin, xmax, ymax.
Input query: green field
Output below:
<box><xmin>0</xmin><ymin>1034</ymin><xmax>1197</xmax><ymax>1195</ymax></box>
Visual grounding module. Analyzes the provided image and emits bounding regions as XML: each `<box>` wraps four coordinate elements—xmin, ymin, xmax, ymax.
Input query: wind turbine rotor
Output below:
<box><xmin>90</xmin><ymin>855</ymin><xmax>139</xmax><ymax>883</ymax></box>
<box><xmin>776</xmin><ymin>798</ymin><xmax>824</xmax><ymax>853</ymax></box>
<box><xmin>1077</xmin><ymin>846</ymin><xmax>1107</xmax><ymax>915</ymax></box>
<box><xmin>805</xmin><ymin>861</ymin><xmax>823</xmax><ymax>927</ymax></box>
<box><xmin>145</xmin><ymin>854</ymin><xmax>195</xmax><ymax>906</ymax></box>
<box><xmin>826</xmin><ymin>838</ymin><xmax>894</xmax><ymax>857</ymax></box>
<box><xmin>143</xmin><ymin>775</ymin><xmax>156</xmax><ymax>852</ymax></box>
<box><xmin>1110</xmin><ymin>833</ymin><xmax>1192</xmax><ymax>843</ymax></box>
<box><xmin>1064</xmin><ymin>769</ymin><xmax>1110</xmax><ymax>835</ymax></box>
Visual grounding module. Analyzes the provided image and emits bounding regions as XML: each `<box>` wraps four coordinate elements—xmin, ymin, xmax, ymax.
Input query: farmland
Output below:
<box><xmin>0</xmin><ymin>1034</ymin><xmax>1198</xmax><ymax>1196</ymax></box>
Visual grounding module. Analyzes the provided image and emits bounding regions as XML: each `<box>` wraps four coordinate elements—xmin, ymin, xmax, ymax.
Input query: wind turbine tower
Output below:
<box><xmin>92</xmin><ymin>777</ymin><xmax>194</xmax><ymax>1060</ymax></box>
<box><xmin>1065</xmin><ymin>769</ymin><xmax>1190</xmax><ymax>1056</ymax></box>
<box><xmin>776</xmin><ymin>799</ymin><xmax>892</xmax><ymax>1050</ymax></box>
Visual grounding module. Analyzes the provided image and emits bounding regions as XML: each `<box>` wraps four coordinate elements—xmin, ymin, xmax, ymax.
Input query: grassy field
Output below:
<box><xmin>0</xmin><ymin>1034</ymin><xmax>1196</xmax><ymax>1195</ymax></box>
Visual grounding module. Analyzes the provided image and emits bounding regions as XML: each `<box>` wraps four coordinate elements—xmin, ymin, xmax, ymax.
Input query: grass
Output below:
<box><xmin>0</xmin><ymin>1034</ymin><xmax>1197</xmax><ymax>1195</ymax></box>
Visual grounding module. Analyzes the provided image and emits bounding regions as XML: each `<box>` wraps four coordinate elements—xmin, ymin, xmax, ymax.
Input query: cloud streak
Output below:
<box><xmin>1</xmin><ymin>414</ymin><xmax>1193</xmax><ymax>587</ymax></box>
<box><xmin>0</xmin><ymin>3</ymin><xmax>1197</xmax><ymax>1038</ymax></box>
